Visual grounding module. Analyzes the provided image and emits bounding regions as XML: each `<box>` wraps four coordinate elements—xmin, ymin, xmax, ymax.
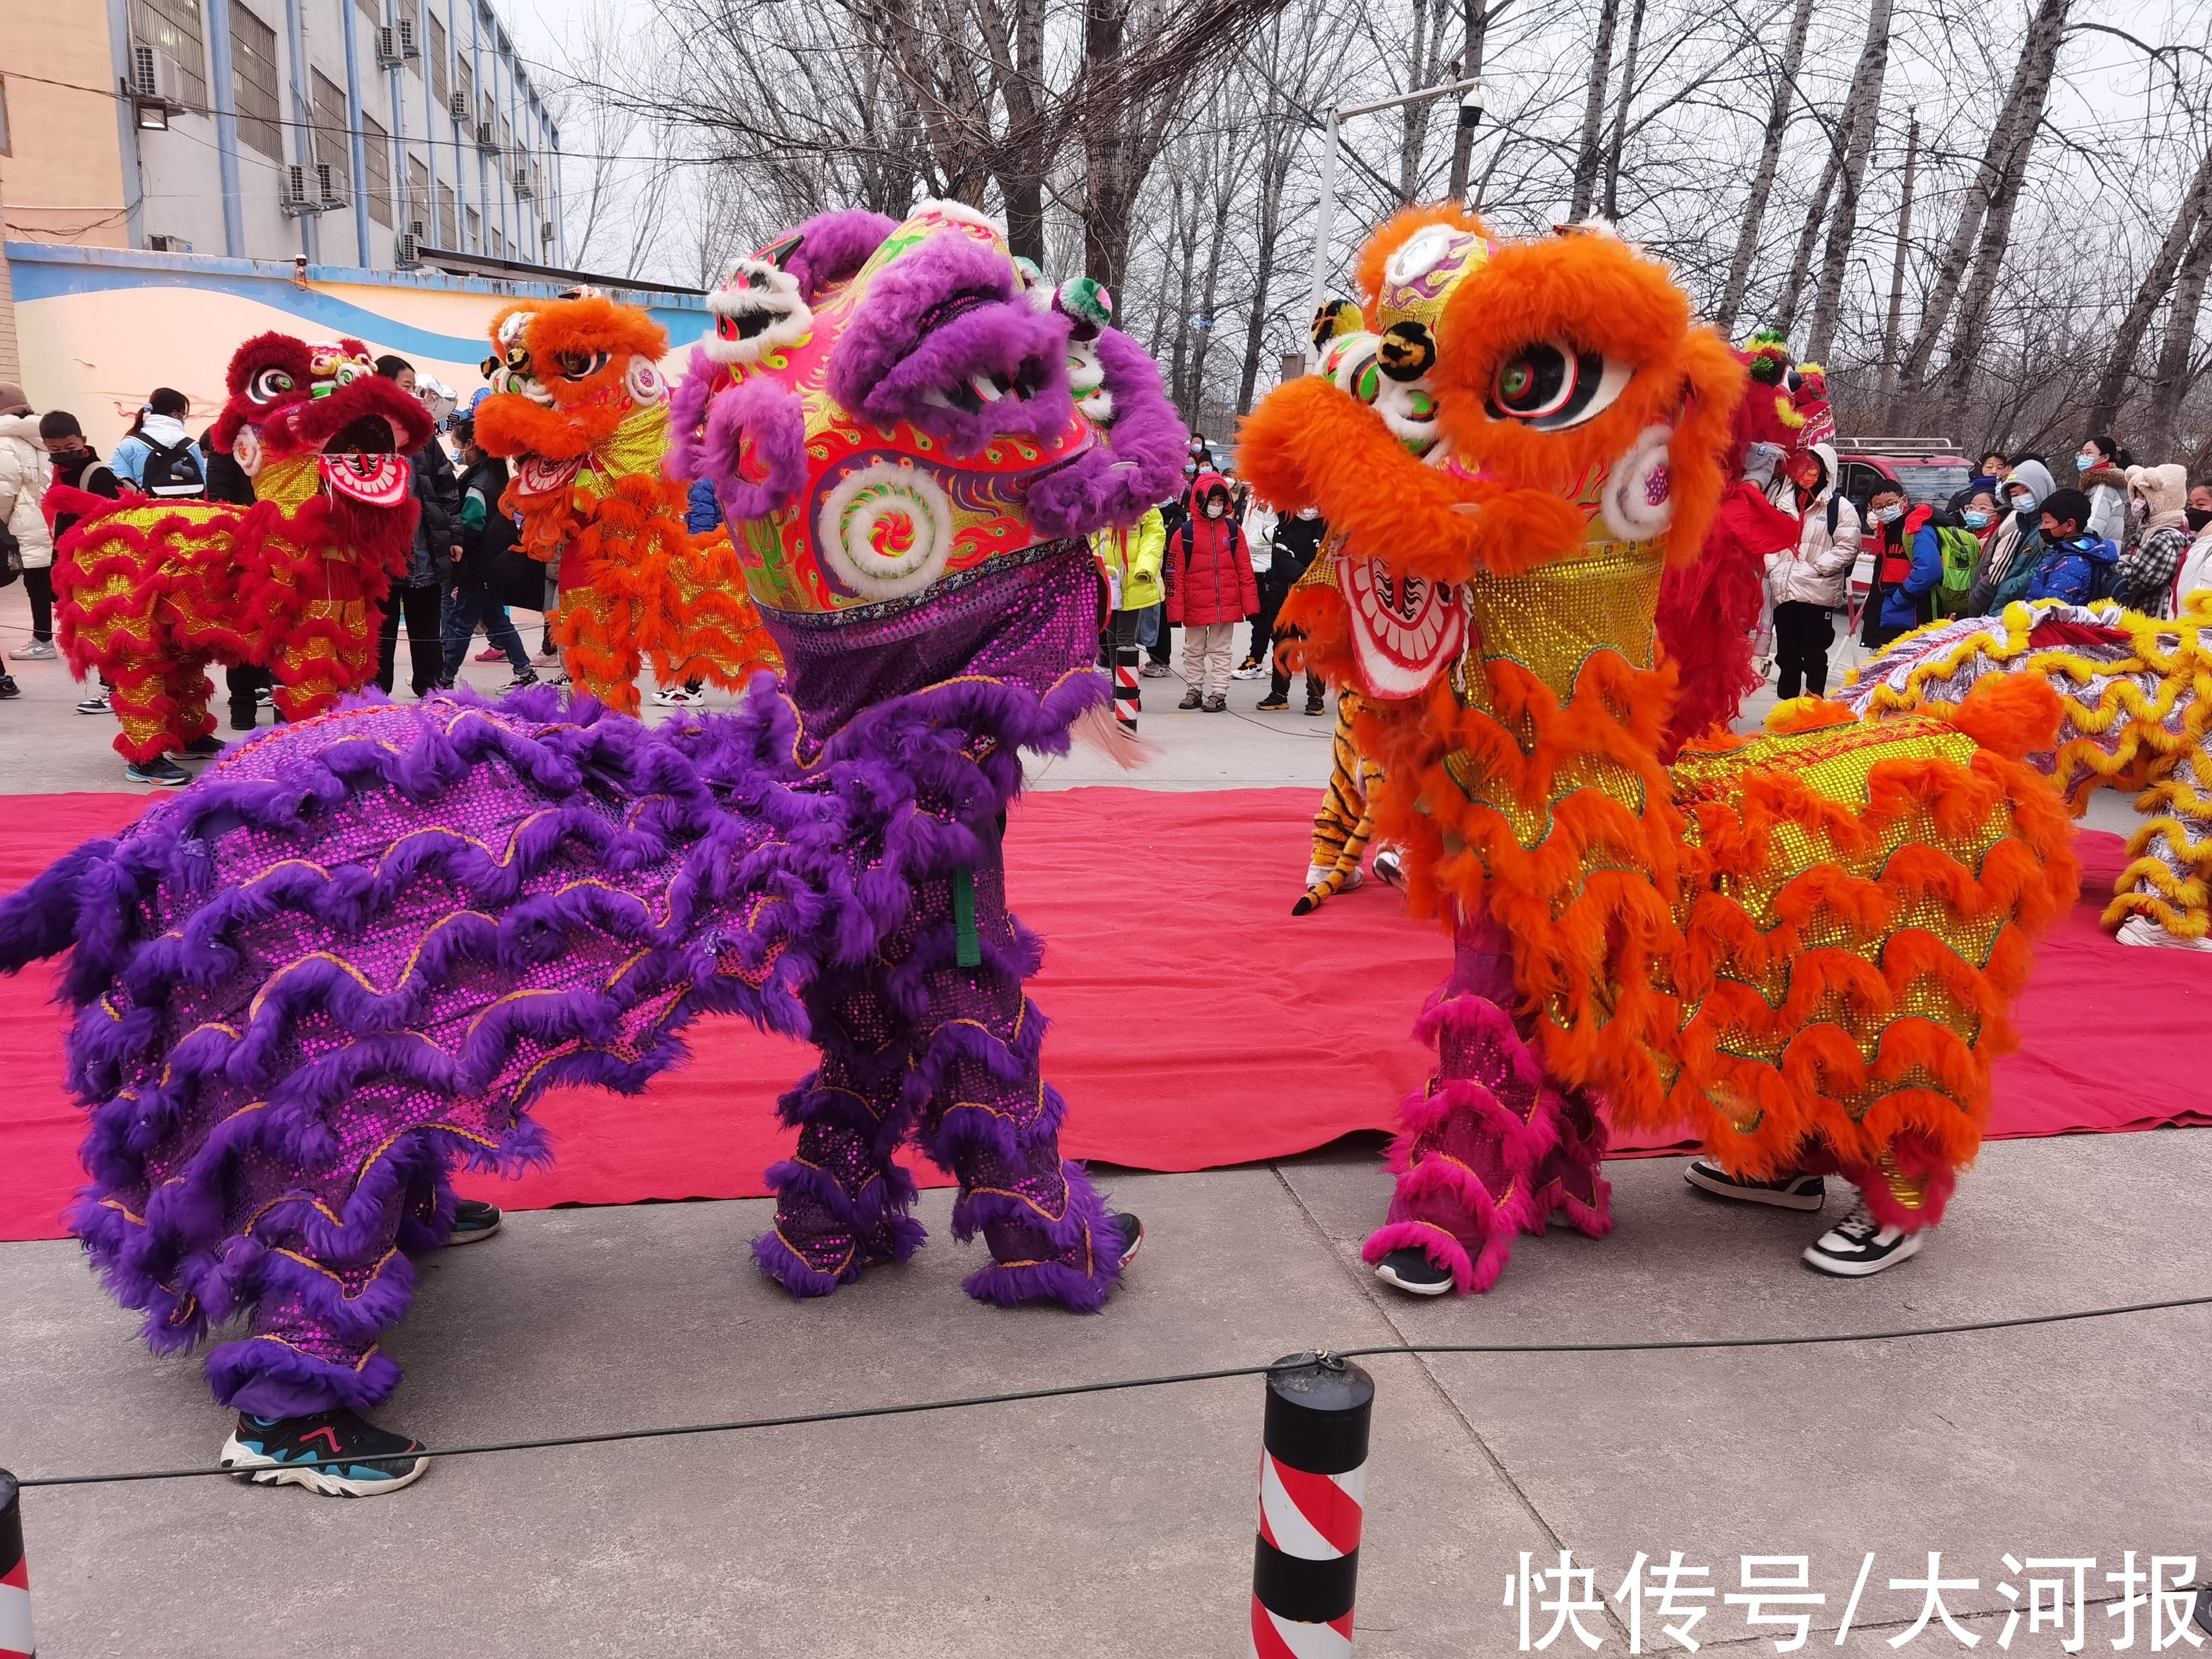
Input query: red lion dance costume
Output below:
<box><xmin>1244</xmin><ymin>210</ymin><xmax>2078</xmax><ymax>1291</ymax></box>
<box><xmin>51</xmin><ymin>335</ymin><xmax>433</xmax><ymax>760</ymax></box>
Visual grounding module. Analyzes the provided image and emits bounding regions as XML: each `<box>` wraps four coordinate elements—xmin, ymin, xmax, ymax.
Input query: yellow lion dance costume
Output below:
<box><xmin>1837</xmin><ymin>594</ymin><xmax>2212</xmax><ymax>948</ymax></box>
<box><xmin>1242</xmin><ymin>210</ymin><xmax>2078</xmax><ymax>1292</ymax></box>
<box><xmin>474</xmin><ymin>294</ymin><xmax>779</xmax><ymax>715</ymax></box>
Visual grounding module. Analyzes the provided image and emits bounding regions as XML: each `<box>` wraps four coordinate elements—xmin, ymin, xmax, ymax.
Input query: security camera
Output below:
<box><xmin>1458</xmin><ymin>80</ymin><xmax>1485</xmax><ymax>129</ymax></box>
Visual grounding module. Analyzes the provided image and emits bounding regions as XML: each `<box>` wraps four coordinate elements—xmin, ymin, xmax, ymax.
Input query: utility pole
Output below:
<box><xmin>1303</xmin><ymin>77</ymin><xmax>1484</xmax><ymax>373</ymax></box>
<box><xmin>1445</xmin><ymin>1</ymin><xmax>1489</xmax><ymax>202</ymax></box>
<box><xmin>1877</xmin><ymin>116</ymin><xmax>1919</xmax><ymax>420</ymax></box>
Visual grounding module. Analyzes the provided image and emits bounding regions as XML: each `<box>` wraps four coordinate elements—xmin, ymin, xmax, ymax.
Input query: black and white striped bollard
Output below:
<box><xmin>0</xmin><ymin>1470</ymin><xmax>32</xmax><ymax>1659</ymax></box>
<box><xmin>1251</xmin><ymin>1353</ymin><xmax>1372</xmax><ymax>1657</ymax></box>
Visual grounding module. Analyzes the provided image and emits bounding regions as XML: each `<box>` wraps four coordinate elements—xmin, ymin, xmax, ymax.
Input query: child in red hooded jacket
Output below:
<box><xmin>1164</xmin><ymin>470</ymin><xmax>1259</xmax><ymax>712</ymax></box>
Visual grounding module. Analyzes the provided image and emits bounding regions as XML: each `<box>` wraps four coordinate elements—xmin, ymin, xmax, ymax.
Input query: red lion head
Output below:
<box><xmin>210</xmin><ymin>332</ymin><xmax>434</xmax><ymax>508</ymax></box>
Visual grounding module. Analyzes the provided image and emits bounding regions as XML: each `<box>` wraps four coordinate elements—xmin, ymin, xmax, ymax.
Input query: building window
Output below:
<box><xmin>405</xmin><ymin>152</ymin><xmax>429</xmax><ymax>234</ymax></box>
<box><xmin>355</xmin><ymin>0</ymin><xmax>381</xmax><ymax>29</ymax></box>
<box><xmin>128</xmin><ymin>0</ymin><xmax>210</xmax><ymax>106</ymax></box>
<box><xmin>455</xmin><ymin>52</ymin><xmax>473</xmax><ymax>126</ymax></box>
<box><xmin>363</xmin><ymin>110</ymin><xmax>392</xmax><ymax>227</ymax></box>
<box><xmin>464</xmin><ymin>203</ymin><xmax>479</xmax><ymax>250</ymax></box>
<box><xmin>229</xmin><ymin>0</ymin><xmax>281</xmax><ymax>159</ymax></box>
<box><xmin>311</xmin><ymin>69</ymin><xmax>347</xmax><ymax>175</ymax></box>
<box><xmin>436</xmin><ymin>180</ymin><xmax>457</xmax><ymax>247</ymax></box>
<box><xmin>0</xmin><ymin>77</ymin><xmax>11</xmax><ymax>157</ymax></box>
<box><xmin>480</xmin><ymin>93</ymin><xmax>495</xmax><ymax>145</ymax></box>
<box><xmin>497</xmin><ymin>112</ymin><xmax>510</xmax><ymax>154</ymax></box>
<box><xmin>427</xmin><ymin>11</ymin><xmax>448</xmax><ymax>109</ymax></box>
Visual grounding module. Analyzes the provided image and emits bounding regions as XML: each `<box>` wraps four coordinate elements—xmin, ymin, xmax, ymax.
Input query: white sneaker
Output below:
<box><xmin>1230</xmin><ymin>662</ymin><xmax>1265</xmax><ymax>680</ymax></box>
<box><xmin>2116</xmin><ymin>915</ymin><xmax>2212</xmax><ymax>950</ymax></box>
<box><xmin>1803</xmin><ymin>1200</ymin><xmax>1923</xmax><ymax>1277</ymax></box>
<box><xmin>13</xmin><ymin>639</ymin><xmax>57</xmax><ymax>660</ymax></box>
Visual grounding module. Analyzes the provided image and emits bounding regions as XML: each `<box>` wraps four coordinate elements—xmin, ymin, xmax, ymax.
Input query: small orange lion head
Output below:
<box><xmin>473</xmin><ymin>294</ymin><xmax>672</xmax><ymax>497</ymax></box>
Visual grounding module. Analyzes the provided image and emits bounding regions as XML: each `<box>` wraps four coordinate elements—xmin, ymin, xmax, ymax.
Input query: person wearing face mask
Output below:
<box><xmin>1965</xmin><ymin>458</ymin><xmax>2055</xmax><ymax>615</ymax></box>
<box><xmin>1863</xmin><ymin>484</ymin><xmax>1945</xmax><ymax>647</ymax></box>
<box><xmin>2113</xmin><ymin>463</ymin><xmax>2193</xmax><ymax>617</ymax></box>
<box><xmin>1163</xmin><ymin>469</ymin><xmax>1258</xmax><ymax>712</ymax></box>
<box><xmin>1256</xmin><ymin>504</ymin><xmax>1328</xmax><ymax>713</ymax></box>
<box><xmin>1762</xmin><ymin>442</ymin><xmax>1857</xmax><ymax>698</ymax></box>
<box><xmin>1235</xmin><ymin>492</ymin><xmax>1280</xmax><ymax>678</ymax></box>
<box><xmin>2076</xmin><ymin>434</ymin><xmax>2133</xmax><ymax>549</ymax></box>
<box><xmin>2021</xmin><ymin>487</ymin><xmax>2119</xmax><ymax>604</ymax></box>
<box><xmin>2179</xmin><ymin>484</ymin><xmax>2212</xmax><ymax>603</ymax></box>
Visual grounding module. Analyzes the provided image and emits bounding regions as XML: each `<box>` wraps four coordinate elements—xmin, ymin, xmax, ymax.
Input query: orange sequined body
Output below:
<box><xmin>1250</xmin><ymin>210</ymin><xmax>2076</xmax><ymax>1210</ymax></box>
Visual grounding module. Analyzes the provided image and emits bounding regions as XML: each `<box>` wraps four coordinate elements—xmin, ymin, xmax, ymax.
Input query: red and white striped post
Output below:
<box><xmin>1251</xmin><ymin>1353</ymin><xmax>1372</xmax><ymax>1658</ymax></box>
<box><xmin>1112</xmin><ymin>640</ymin><xmax>1141</xmax><ymax>735</ymax></box>
<box><xmin>0</xmin><ymin>1470</ymin><xmax>32</xmax><ymax>1659</ymax></box>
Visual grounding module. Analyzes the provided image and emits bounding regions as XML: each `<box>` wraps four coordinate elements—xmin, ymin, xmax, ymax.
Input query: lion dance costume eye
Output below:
<box><xmin>1240</xmin><ymin>205</ymin><xmax>2079</xmax><ymax>1293</ymax></box>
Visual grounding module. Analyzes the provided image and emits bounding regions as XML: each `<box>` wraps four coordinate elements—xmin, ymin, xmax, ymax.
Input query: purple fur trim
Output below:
<box><xmin>962</xmin><ymin>1164</ymin><xmax>1124</xmax><ymax>1312</ymax></box>
<box><xmin>703</xmin><ymin>373</ymin><xmax>808</xmax><ymax>521</ymax></box>
<box><xmin>1028</xmin><ymin>326</ymin><xmax>1191</xmax><ymax>537</ymax></box>
<box><xmin>664</xmin><ymin>345</ymin><xmax>718</xmax><ymax>485</ymax></box>
<box><xmin>751</xmin><ymin>1227</ymin><xmax>864</xmax><ymax>1298</ymax></box>
<box><xmin>208</xmin><ymin>1337</ymin><xmax>402</xmax><ymax>1413</ymax></box>
<box><xmin>782</xmin><ymin>209</ymin><xmax>898</xmax><ymax>300</ymax></box>
<box><xmin>826</xmin><ymin>234</ymin><xmax>1076</xmax><ymax>457</ymax></box>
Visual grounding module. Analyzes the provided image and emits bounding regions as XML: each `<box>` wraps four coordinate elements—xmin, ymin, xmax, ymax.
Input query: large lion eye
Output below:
<box><xmin>251</xmin><ymin>366</ymin><xmax>295</xmax><ymax>402</ymax></box>
<box><xmin>1487</xmin><ymin>342</ymin><xmax>1632</xmax><ymax>430</ymax></box>
<box><xmin>555</xmin><ymin>350</ymin><xmax>610</xmax><ymax>381</ymax></box>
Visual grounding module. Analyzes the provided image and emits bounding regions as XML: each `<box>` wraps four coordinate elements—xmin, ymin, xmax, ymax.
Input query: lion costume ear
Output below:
<box><xmin>1353</xmin><ymin>203</ymin><xmax>1488</xmax><ymax>319</ymax></box>
<box><xmin>760</xmin><ymin>233</ymin><xmax>804</xmax><ymax>271</ymax></box>
<box><xmin>1310</xmin><ymin>298</ymin><xmax>1365</xmax><ymax>354</ymax></box>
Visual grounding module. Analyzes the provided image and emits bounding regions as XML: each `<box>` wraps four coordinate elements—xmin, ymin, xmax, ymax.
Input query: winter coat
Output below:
<box><xmin>2026</xmin><ymin>534</ymin><xmax>2119</xmax><ymax>604</ymax></box>
<box><xmin>2081</xmin><ymin>466</ymin><xmax>2130</xmax><ymax>548</ymax></box>
<box><xmin>1271</xmin><ymin>510</ymin><xmax>1328</xmax><ymax>589</ymax></box>
<box><xmin>46</xmin><ymin>446</ymin><xmax>120</xmax><ymax>544</ymax></box>
<box><xmin>1165</xmin><ymin>474</ymin><xmax>1258</xmax><ymax>626</ymax></box>
<box><xmin>203</xmin><ymin>441</ymin><xmax>256</xmax><ymax>505</ymax></box>
<box><xmin>400</xmin><ymin>437</ymin><xmax>456</xmax><ymax>586</ymax></box>
<box><xmin>1874</xmin><ymin>505</ymin><xmax>1944</xmax><ymax>632</ymax></box>
<box><xmin>1965</xmin><ymin>460</ymin><xmax>2055</xmax><ymax>614</ymax></box>
<box><xmin>1092</xmin><ymin>507</ymin><xmax>1166</xmax><ymax>612</ymax></box>
<box><xmin>1765</xmin><ymin>453</ymin><xmax>1858</xmax><ymax>609</ymax></box>
<box><xmin>2115</xmin><ymin>525</ymin><xmax>2190</xmax><ymax>617</ymax></box>
<box><xmin>0</xmin><ymin>413</ymin><xmax>55</xmax><ymax>569</ymax></box>
<box><xmin>2179</xmin><ymin>528</ymin><xmax>2212</xmax><ymax>606</ymax></box>
<box><xmin>685</xmin><ymin>476</ymin><xmax>723</xmax><ymax>536</ymax></box>
<box><xmin>455</xmin><ymin>456</ymin><xmax>520</xmax><ymax>589</ymax></box>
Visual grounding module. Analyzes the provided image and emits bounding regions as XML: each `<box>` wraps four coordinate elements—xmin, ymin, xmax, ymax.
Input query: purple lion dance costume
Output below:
<box><xmin>0</xmin><ymin>199</ymin><xmax>1188</xmax><ymax>1479</ymax></box>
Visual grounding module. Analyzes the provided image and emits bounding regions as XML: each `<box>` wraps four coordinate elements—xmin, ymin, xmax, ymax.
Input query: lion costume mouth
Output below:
<box><xmin>514</xmin><ymin>453</ymin><xmax>584</xmax><ymax>496</ymax></box>
<box><xmin>319</xmin><ymin>450</ymin><xmax>411</xmax><ymax>507</ymax></box>
<box><xmin>1341</xmin><ymin>554</ymin><xmax>1467</xmax><ymax>699</ymax></box>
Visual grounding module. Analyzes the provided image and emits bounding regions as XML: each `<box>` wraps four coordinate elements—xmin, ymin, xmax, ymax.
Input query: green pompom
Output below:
<box><xmin>1056</xmin><ymin>276</ymin><xmax>1115</xmax><ymax>334</ymax></box>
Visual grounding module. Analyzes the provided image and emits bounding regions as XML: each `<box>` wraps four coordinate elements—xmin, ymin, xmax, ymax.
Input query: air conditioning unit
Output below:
<box><xmin>475</xmin><ymin>122</ymin><xmax>497</xmax><ymax>152</ymax></box>
<box><xmin>396</xmin><ymin>16</ymin><xmax>420</xmax><ymax>56</ymax></box>
<box><xmin>449</xmin><ymin>90</ymin><xmax>468</xmax><ymax>121</ymax></box>
<box><xmin>396</xmin><ymin>230</ymin><xmax>422</xmax><ymax>269</ymax></box>
<box><xmin>129</xmin><ymin>43</ymin><xmax>188</xmax><ymax>105</ymax></box>
<box><xmin>540</xmin><ymin>220</ymin><xmax>555</xmax><ymax>243</ymax></box>
<box><xmin>147</xmin><ymin>233</ymin><xmax>193</xmax><ymax>253</ymax></box>
<box><xmin>317</xmin><ymin>164</ymin><xmax>349</xmax><ymax>209</ymax></box>
<box><xmin>512</xmin><ymin>164</ymin><xmax>532</xmax><ymax>199</ymax></box>
<box><xmin>375</xmin><ymin>26</ymin><xmax>403</xmax><ymax>67</ymax></box>
<box><xmin>280</xmin><ymin>164</ymin><xmax>317</xmax><ymax>215</ymax></box>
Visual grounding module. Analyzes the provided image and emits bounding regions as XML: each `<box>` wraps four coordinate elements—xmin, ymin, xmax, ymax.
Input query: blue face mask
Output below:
<box><xmin>2076</xmin><ymin>453</ymin><xmax>2095</xmax><ymax>472</ymax></box>
<box><xmin>1964</xmin><ymin>510</ymin><xmax>1990</xmax><ymax>529</ymax></box>
<box><xmin>1873</xmin><ymin>505</ymin><xmax>1903</xmax><ymax>525</ymax></box>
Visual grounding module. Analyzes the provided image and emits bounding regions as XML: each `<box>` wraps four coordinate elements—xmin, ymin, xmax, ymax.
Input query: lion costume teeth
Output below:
<box><xmin>1244</xmin><ymin>206</ymin><xmax>2078</xmax><ymax>1292</ymax></box>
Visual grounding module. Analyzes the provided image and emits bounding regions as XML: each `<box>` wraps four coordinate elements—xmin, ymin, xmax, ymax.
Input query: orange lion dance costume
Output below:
<box><xmin>1241</xmin><ymin>211</ymin><xmax>2079</xmax><ymax>1292</ymax></box>
<box><xmin>50</xmin><ymin>334</ymin><xmax>433</xmax><ymax>760</ymax></box>
<box><xmin>473</xmin><ymin>294</ymin><xmax>778</xmax><ymax>715</ymax></box>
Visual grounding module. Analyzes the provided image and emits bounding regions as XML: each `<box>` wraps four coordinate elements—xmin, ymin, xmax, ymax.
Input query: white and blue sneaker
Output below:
<box><xmin>220</xmin><ymin>1408</ymin><xmax>428</xmax><ymax>1497</ymax></box>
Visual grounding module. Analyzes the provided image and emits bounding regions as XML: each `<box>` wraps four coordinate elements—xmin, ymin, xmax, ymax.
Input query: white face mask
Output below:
<box><xmin>1205</xmin><ymin>502</ymin><xmax>1224</xmax><ymax>518</ymax></box>
<box><xmin>1873</xmin><ymin>504</ymin><xmax>1903</xmax><ymax>524</ymax></box>
<box><xmin>1296</xmin><ymin>507</ymin><xmax>1319</xmax><ymax>520</ymax></box>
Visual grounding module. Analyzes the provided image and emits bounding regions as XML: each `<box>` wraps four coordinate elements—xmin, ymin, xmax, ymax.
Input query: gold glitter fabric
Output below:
<box><xmin>1836</xmin><ymin>594</ymin><xmax>2212</xmax><ymax>942</ymax></box>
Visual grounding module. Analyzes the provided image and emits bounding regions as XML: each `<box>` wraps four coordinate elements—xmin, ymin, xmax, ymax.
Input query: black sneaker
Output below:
<box><xmin>1109</xmin><ymin>1212</ymin><xmax>1144</xmax><ymax>1268</ymax></box>
<box><xmin>0</xmin><ymin>675</ymin><xmax>17</xmax><ymax>700</ymax></box>
<box><xmin>174</xmin><ymin>734</ymin><xmax>225</xmax><ymax>758</ymax></box>
<box><xmin>447</xmin><ymin>1197</ymin><xmax>503</xmax><ymax>1245</ymax></box>
<box><xmin>1176</xmin><ymin>687</ymin><xmax>1202</xmax><ymax>710</ymax></box>
<box><xmin>1305</xmin><ymin>699</ymin><xmax>1327</xmax><ymax>717</ymax></box>
<box><xmin>1203</xmin><ymin>693</ymin><xmax>1228</xmax><ymax>713</ymax></box>
<box><xmin>1256</xmin><ymin>693</ymin><xmax>1289</xmax><ymax>712</ymax></box>
<box><xmin>219</xmin><ymin>1408</ymin><xmax>428</xmax><ymax>1496</ymax></box>
<box><xmin>1684</xmin><ymin>1157</ymin><xmax>1825</xmax><ymax>1211</ymax></box>
<box><xmin>1802</xmin><ymin>1200</ymin><xmax>1924</xmax><ymax>1278</ymax></box>
<box><xmin>1375</xmin><ymin>1247</ymin><xmax>1454</xmax><ymax>1296</ymax></box>
<box><xmin>76</xmin><ymin>691</ymin><xmax>110</xmax><ymax>714</ymax></box>
<box><xmin>124</xmin><ymin>756</ymin><xmax>191</xmax><ymax>787</ymax></box>
<box><xmin>503</xmin><ymin>669</ymin><xmax>540</xmax><ymax>691</ymax></box>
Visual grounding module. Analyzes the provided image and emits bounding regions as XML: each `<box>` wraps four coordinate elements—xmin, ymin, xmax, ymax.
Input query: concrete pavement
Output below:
<box><xmin>0</xmin><ymin>579</ymin><xmax>2196</xmax><ymax>1655</ymax></box>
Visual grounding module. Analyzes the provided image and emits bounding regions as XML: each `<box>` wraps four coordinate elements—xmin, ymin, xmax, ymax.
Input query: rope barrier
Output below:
<box><xmin>14</xmin><ymin>1291</ymin><xmax>2210</xmax><ymax>1489</ymax></box>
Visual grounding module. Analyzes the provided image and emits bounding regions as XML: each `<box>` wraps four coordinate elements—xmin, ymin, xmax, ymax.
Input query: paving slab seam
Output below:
<box><xmin>1267</xmin><ymin>1162</ymin><xmax>1642</xmax><ymax>1651</ymax></box>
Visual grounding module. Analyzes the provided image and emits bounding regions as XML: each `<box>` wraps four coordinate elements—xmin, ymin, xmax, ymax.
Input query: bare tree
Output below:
<box><xmin>1716</xmin><ymin>0</ymin><xmax>1818</xmax><ymax>332</ymax></box>
<box><xmin>1568</xmin><ymin>0</ymin><xmax>1626</xmax><ymax>220</ymax></box>
<box><xmin>1802</xmin><ymin>0</ymin><xmax>1892</xmax><ymax>361</ymax></box>
<box><xmin>2084</xmin><ymin>144</ymin><xmax>2212</xmax><ymax>434</ymax></box>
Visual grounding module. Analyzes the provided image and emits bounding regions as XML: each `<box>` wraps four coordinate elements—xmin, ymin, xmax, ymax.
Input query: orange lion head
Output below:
<box><xmin>473</xmin><ymin>294</ymin><xmax>672</xmax><ymax>497</ymax></box>
<box><xmin>1240</xmin><ymin>210</ymin><xmax>1744</xmax><ymax>698</ymax></box>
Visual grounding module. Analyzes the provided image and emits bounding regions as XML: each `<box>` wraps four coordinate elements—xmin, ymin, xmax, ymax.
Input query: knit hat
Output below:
<box><xmin>0</xmin><ymin>384</ymin><xmax>30</xmax><ymax>416</ymax></box>
<box><xmin>2125</xmin><ymin>462</ymin><xmax>2189</xmax><ymax>531</ymax></box>
<box><xmin>2039</xmin><ymin>487</ymin><xmax>2092</xmax><ymax>532</ymax></box>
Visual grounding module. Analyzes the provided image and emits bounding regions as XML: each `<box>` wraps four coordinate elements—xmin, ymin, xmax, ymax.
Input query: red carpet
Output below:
<box><xmin>2</xmin><ymin>790</ymin><xmax>2206</xmax><ymax>1243</ymax></box>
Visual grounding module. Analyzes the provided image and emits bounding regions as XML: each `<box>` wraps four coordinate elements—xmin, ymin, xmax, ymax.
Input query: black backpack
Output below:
<box><xmin>141</xmin><ymin>436</ymin><xmax>205</xmax><ymax>498</ymax></box>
